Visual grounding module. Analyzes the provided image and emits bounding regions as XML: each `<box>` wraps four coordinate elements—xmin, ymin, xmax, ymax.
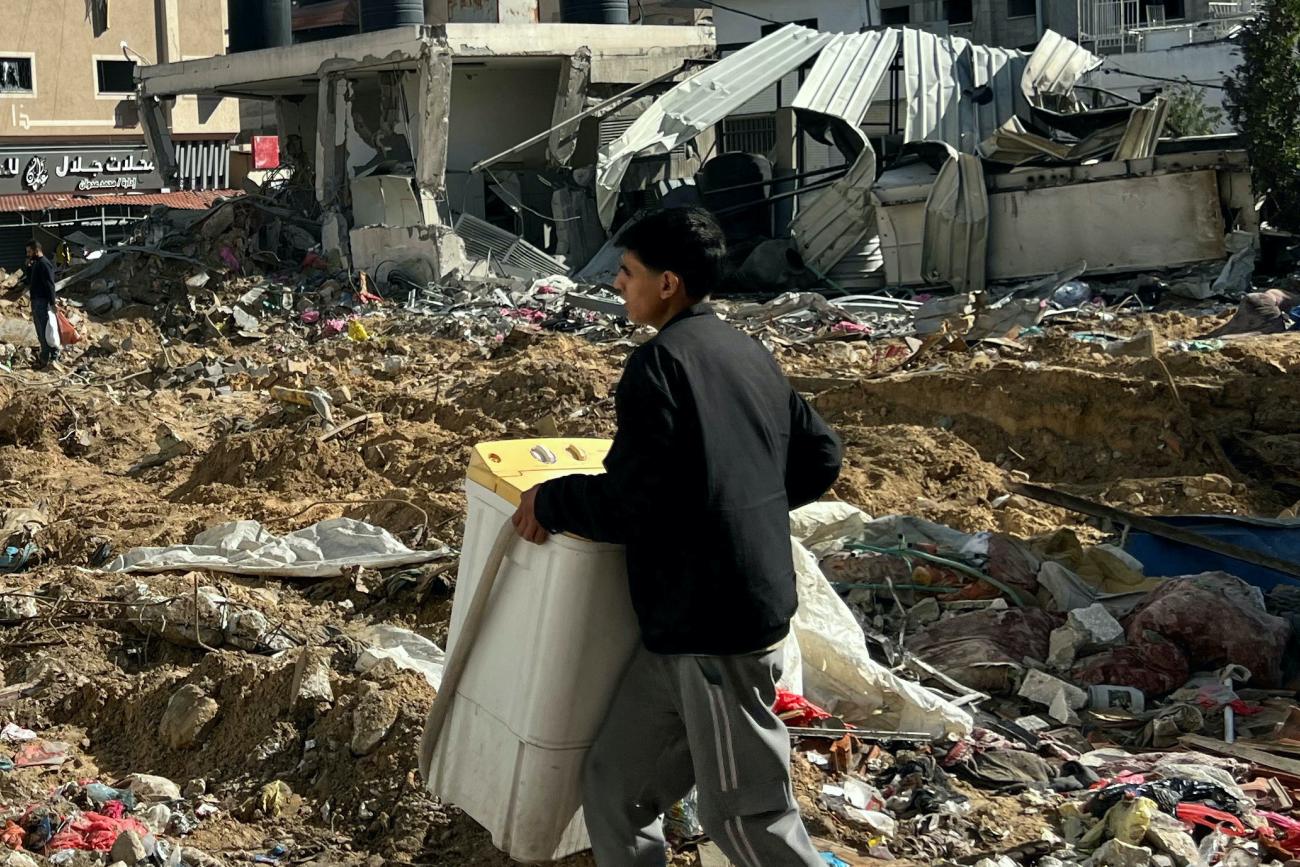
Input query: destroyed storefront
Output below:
<box><xmin>0</xmin><ymin>143</ymin><xmax>238</xmax><ymax>267</ymax></box>
<box><xmin>134</xmin><ymin>23</ymin><xmax>714</xmax><ymax>281</ymax></box>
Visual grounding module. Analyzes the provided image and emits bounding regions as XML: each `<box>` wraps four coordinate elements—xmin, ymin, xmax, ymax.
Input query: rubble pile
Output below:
<box><xmin>0</xmin><ymin>188</ymin><xmax>1298</xmax><ymax>865</ymax></box>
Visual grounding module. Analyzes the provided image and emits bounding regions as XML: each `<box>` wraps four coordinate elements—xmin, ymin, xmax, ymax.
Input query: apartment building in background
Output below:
<box><xmin>0</xmin><ymin>0</ymin><xmax>239</xmax><ymax>263</ymax></box>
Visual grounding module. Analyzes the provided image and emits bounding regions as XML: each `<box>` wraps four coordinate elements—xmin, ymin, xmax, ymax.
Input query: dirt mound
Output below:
<box><xmin>0</xmin><ymin>387</ymin><xmax>73</xmax><ymax>450</ymax></box>
<box><xmin>172</xmin><ymin>428</ymin><xmax>379</xmax><ymax>505</ymax></box>
<box><xmin>831</xmin><ymin>423</ymin><xmax>1068</xmax><ymax>535</ymax></box>
<box><xmin>446</xmin><ymin>336</ymin><xmax>619</xmax><ymax>431</ymax></box>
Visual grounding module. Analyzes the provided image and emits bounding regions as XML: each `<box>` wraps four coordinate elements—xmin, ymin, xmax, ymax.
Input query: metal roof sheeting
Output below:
<box><xmin>1022</xmin><ymin>30</ymin><xmax>1103</xmax><ymax>104</ymax></box>
<box><xmin>791</xmin><ymin>147</ymin><xmax>877</xmax><ymax>273</ymax></box>
<box><xmin>978</xmin><ymin>117</ymin><xmax>1074</xmax><ymax>165</ymax></box>
<box><xmin>1114</xmin><ymin>95</ymin><xmax>1170</xmax><ymax>160</ymax></box>
<box><xmin>595</xmin><ymin>23</ymin><xmax>832</xmax><ymax>227</ymax></box>
<box><xmin>902</xmin><ymin>29</ymin><xmax>970</xmax><ymax>150</ymax></box>
<box><xmin>969</xmin><ymin>45</ymin><xmax>1030</xmax><ymax>146</ymax></box>
<box><xmin>921</xmin><ymin>151</ymin><xmax>988</xmax><ymax>295</ymax></box>
<box><xmin>792</xmin><ymin>29</ymin><xmax>901</xmax><ymax>129</ymax></box>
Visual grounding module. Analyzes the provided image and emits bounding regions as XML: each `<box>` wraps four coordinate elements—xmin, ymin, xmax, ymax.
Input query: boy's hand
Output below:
<box><xmin>511</xmin><ymin>487</ymin><xmax>550</xmax><ymax>545</ymax></box>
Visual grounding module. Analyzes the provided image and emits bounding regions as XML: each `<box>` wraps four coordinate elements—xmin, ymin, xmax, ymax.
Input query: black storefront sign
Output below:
<box><xmin>0</xmin><ymin>146</ymin><xmax>163</xmax><ymax>195</ymax></box>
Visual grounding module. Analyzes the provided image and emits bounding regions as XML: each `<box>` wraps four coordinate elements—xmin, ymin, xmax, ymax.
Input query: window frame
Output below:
<box><xmin>93</xmin><ymin>56</ymin><xmax>137</xmax><ymax>98</ymax></box>
<box><xmin>0</xmin><ymin>53</ymin><xmax>36</xmax><ymax>99</ymax></box>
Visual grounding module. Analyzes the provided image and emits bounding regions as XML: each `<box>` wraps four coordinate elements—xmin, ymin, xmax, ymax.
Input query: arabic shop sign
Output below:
<box><xmin>0</xmin><ymin>147</ymin><xmax>161</xmax><ymax>195</ymax></box>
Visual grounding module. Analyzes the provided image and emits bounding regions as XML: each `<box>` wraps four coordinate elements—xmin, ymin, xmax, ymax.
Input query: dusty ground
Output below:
<box><xmin>0</xmin><ymin>286</ymin><xmax>1297</xmax><ymax>865</ymax></box>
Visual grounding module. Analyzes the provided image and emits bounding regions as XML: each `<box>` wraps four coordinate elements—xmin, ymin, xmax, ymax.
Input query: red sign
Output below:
<box><xmin>252</xmin><ymin>136</ymin><xmax>281</xmax><ymax>170</ymax></box>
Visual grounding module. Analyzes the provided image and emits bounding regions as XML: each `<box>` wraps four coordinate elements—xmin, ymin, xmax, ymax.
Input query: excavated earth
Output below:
<box><xmin>0</xmin><ymin>288</ymin><xmax>1298</xmax><ymax>866</ymax></box>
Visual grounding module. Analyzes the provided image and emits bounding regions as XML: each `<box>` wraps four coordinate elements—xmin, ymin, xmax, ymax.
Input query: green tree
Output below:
<box><xmin>1225</xmin><ymin>0</ymin><xmax>1300</xmax><ymax>232</ymax></box>
<box><xmin>1165</xmin><ymin>83</ymin><xmax>1225</xmax><ymax>137</ymax></box>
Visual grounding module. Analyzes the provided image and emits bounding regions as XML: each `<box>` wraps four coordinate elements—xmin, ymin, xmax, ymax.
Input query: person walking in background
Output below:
<box><xmin>23</xmin><ymin>240</ymin><xmax>59</xmax><ymax>369</ymax></box>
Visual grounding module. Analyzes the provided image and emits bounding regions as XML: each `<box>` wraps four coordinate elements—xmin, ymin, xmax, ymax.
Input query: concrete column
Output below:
<box><xmin>315</xmin><ymin>73</ymin><xmax>351</xmax><ymax>268</ymax></box>
<box><xmin>548</xmin><ymin>48</ymin><xmax>592</xmax><ymax>167</ymax></box>
<box><xmin>315</xmin><ymin>74</ymin><xmax>346</xmax><ymax>207</ymax></box>
<box><xmin>771</xmin><ymin>107</ymin><xmax>798</xmax><ymax>237</ymax></box>
<box><xmin>138</xmin><ymin>95</ymin><xmax>179</xmax><ymax>188</ymax></box>
<box><xmin>413</xmin><ymin>40</ymin><xmax>453</xmax><ymax>225</ymax></box>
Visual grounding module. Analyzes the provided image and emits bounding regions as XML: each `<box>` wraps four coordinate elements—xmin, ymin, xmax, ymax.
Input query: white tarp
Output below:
<box><xmin>788</xmin><ymin>503</ymin><xmax>974</xmax><ymax>738</ymax></box>
<box><xmin>107</xmin><ymin>518</ymin><xmax>444</xmax><ymax>578</ymax></box>
<box><xmin>356</xmin><ymin>624</ymin><xmax>447</xmax><ymax>690</ymax></box>
<box><xmin>595</xmin><ymin>23</ymin><xmax>832</xmax><ymax>227</ymax></box>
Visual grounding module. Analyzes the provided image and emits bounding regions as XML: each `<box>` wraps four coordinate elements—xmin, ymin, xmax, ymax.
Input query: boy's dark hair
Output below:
<box><xmin>25</xmin><ymin>240</ymin><xmax>41</xmax><ymax>254</ymax></box>
<box><xmin>618</xmin><ymin>207</ymin><xmax>726</xmax><ymax>300</ymax></box>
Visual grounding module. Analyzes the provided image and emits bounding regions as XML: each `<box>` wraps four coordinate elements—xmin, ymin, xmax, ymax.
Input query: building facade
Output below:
<box><xmin>0</xmin><ymin>0</ymin><xmax>239</xmax><ymax>262</ymax></box>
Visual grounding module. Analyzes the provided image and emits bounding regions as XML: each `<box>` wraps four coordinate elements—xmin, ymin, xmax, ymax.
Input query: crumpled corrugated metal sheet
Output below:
<box><xmin>901</xmin><ymin>31</ymin><xmax>1030</xmax><ymax>153</ymax></box>
<box><xmin>921</xmin><ymin>149</ymin><xmax>988</xmax><ymax>294</ymax></box>
<box><xmin>792</xmin><ymin>29</ymin><xmax>901</xmax><ymax>132</ymax></box>
<box><xmin>978</xmin><ymin>116</ymin><xmax>1074</xmax><ymax>165</ymax></box>
<box><xmin>902</xmin><ymin>29</ymin><xmax>974</xmax><ymax>150</ymax></box>
<box><xmin>969</xmin><ymin>44</ymin><xmax>1030</xmax><ymax>146</ymax></box>
<box><xmin>594</xmin><ymin>23</ymin><xmax>832</xmax><ymax>228</ymax></box>
<box><xmin>1022</xmin><ymin>29</ymin><xmax>1104</xmax><ymax>106</ymax></box>
<box><xmin>790</xmin><ymin>147</ymin><xmax>878</xmax><ymax>274</ymax></box>
<box><xmin>1114</xmin><ymin>95</ymin><xmax>1170</xmax><ymax>160</ymax></box>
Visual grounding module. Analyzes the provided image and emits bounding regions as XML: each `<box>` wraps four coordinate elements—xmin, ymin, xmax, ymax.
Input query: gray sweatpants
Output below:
<box><xmin>582</xmin><ymin>645</ymin><xmax>822</xmax><ymax>867</ymax></box>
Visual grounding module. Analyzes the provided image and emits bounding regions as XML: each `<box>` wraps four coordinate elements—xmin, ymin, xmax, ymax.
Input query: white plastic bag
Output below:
<box><xmin>44</xmin><ymin>310</ymin><xmax>60</xmax><ymax>350</ymax></box>
<box><xmin>789</xmin><ymin>503</ymin><xmax>974</xmax><ymax>738</ymax></box>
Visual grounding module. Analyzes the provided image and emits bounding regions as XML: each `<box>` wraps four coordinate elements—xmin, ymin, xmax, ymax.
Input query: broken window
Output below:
<box><xmin>946</xmin><ymin>0</ymin><xmax>974</xmax><ymax>23</ymax></box>
<box><xmin>0</xmin><ymin>57</ymin><xmax>33</xmax><ymax>93</ymax></box>
<box><xmin>95</xmin><ymin>59</ymin><xmax>135</xmax><ymax>95</ymax></box>
<box><xmin>881</xmin><ymin>5</ymin><xmax>911</xmax><ymax>24</ymax></box>
<box><xmin>1008</xmin><ymin>0</ymin><xmax>1037</xmax><ymax>17</ymax></box>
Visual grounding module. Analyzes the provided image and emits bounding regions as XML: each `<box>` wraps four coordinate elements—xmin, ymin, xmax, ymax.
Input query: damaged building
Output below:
<box><xmin>133</xmin><ymin>13</ymin><xmax>1256</xmax><ymax>311</ymax></box>
<box><xmin>134</xmin><ymin>19</ymin><xmax>713</xmax><ymax>279</ymax></box>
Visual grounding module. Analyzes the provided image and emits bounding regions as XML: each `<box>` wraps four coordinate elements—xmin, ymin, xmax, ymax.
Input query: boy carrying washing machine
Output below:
<box><xmin>511</xmin><ymin>206</ymin><xmax>843</xmax><ymax>867</ymax></box>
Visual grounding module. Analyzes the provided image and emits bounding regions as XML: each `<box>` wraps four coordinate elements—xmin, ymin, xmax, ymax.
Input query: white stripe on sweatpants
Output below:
<box><xmin>703</xmin><ymin>682</ymin><xmax>730</xmax><ymax>793</ymax></box>
<box><xmin>715</xmin><ymin>687</ymin><xmax>765</xmax><ymax>867</ymax></box>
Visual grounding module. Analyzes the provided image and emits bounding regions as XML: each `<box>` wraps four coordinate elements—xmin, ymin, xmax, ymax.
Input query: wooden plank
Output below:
<box><xmin>1009</xmin><ymin>482</ymin><xmax>1300</xmax><ymax>583</ymax></box>
<box><xmin>1180</xmin><ymin>734</ymin><xmax>1300</xmax><ymax>777</ymax></box>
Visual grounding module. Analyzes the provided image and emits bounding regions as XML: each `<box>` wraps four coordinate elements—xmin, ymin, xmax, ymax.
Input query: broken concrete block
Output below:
<box><xmin>290</xmin><ymin>646</ymin><xmax>335</xmax><ymax>709</ymax></box>
<box><xmin>159</xmin><ymin>684</ymin><xmax>220</xmax><ymax>750</ymax></box>
<box><xmin>1</xmin><ymin>852</ymin><xmax>41</xmax><ymax>867</ymax></box>
<box><xmin>1019</xmin><ymin>668</ymin><xmax>1088</xmax><ymax>712</ymax></box>
<box><xmin>1146</xmin><ymin>813</ymin><xmax>1200</xmax><ymax>867</ymax></box>
<box><xmin>0</xmin><ymin>595</ymin><xmax>38</xmax><ymax>621</ymax></box>
<box><xmin>1048</xmin><ymin>626</ymin><xmax>1081</xmax><ymax>671</ymax></box>
<box><xmin>110</xmin><ymin>829</ymin><xmax>148</xmax><ymax>865</ymax></box>
<box><xmin>1049</xmin><ymin>603</ymin><xmax>1124</xmax><ymax>670</ymax></box>
<box><xmin>225</xmin><ymin>609</ymin><xmax>291</xmax><ymax>652</ymax></box>
<box><xmin>350</xmin><ymin>682</ymin><xmax>398</xmax><ymax>757</ymax></box>
<box><xmin>1069</xmin><ymin>603</ymin><xmax>1124</xmax><ymax>646</ymax></box>
<box><xmin>1092</xmin><ymin>839</ymin><xmax>1152</xmax><ymax>867</ymax></box>
<box><xmin>122</xmin><ymin>773</ymin><xmax>181</xmax><ymax>802</ymax></box>
<box><xmin>907</xmin><ymin>596</ymin><xmax>941</xmax><ymax>626</ymax></box>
